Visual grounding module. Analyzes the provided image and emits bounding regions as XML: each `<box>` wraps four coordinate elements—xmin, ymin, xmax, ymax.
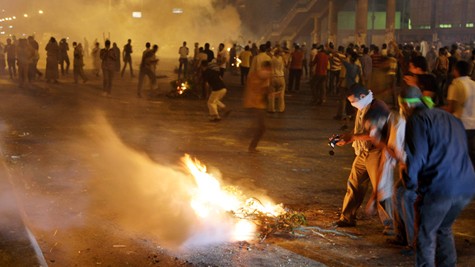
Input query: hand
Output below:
<box><xmin>403</xmin><ymin>75</ymin><xmax>418</xmax><ymax>86</ymax></box>
<box><xmin>336</xmin><ymin>133</ymin><xmax>352</xmax><ymax>146</ymax></box>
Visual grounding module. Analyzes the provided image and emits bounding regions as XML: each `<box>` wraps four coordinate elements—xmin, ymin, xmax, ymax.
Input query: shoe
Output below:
<box><xmin>333</xmin><ymin>219</ymin><xmax>356</xmax><ymax>227</ymax></box>
<box><xmin>383</xmin><ymin>227</ymin><xmax>395</xmax><ymax>236</ymax></box>
<box><xmin>400</xmin><ymin>246</ymin><xmax>414</xmax><ymax>256</ymax></box>
<box><xmin>386</xmin><ymin>238</ymin><xmax>407</xmax><ymax>246</ymax></box>
<box><xmin>248</xmin><ymin>147</ymin><xmax>259</xmax><ymax>153</ymax></box>
<box><xmin>222</xmin><ymin>109</ymin><xmax>232</xmax><ymax>118</ymax></box>
<box><xmin>209</xmin><ymin>118</ymin><xmax>221</xmax><ymax>122</ymax></box>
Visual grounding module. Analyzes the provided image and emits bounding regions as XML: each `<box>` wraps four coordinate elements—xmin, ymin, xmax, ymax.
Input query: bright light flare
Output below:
<box><xmin>172</xmin><ymin>8</ymin><xmax>183</xmax><ymax>14</ymax></box>
<box><xmin>38</xmin><ymin>10</ymin><xmax>44</xmax><ymax>14</ymax></box>
<box><xmin>176</xmin><ymin>82</ymin><xmax>189</xmax><ymax>95</ymax></box>
<box><xmin>232</xmin><ymin>57</ymin><xmax>242</xmax><ymax>68</ymax></box>
<box><xmin>182</xmin><ymin>155</ymin><xmax>285</xmax><ymax>241</ymax></box>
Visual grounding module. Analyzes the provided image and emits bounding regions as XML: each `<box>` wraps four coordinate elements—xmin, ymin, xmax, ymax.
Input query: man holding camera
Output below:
<box><xmin>333</xmin><ymin>84</ymin><xmax>393</xmax><ymax>235</ymax></box>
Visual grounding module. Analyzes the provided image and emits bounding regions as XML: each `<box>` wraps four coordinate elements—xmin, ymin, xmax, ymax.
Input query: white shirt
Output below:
<box><xmin>447</xmin><ymin>76</ymin><xmax>475</xmax><ymax>129</ymax></box>
<box><xmin>179</xmin><ymin>46</ymin><xmax>189</xmax><ymax>59</ymax></box>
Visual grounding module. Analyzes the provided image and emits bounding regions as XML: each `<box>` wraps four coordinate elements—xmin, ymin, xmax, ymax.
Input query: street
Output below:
<box><xmin>0</xmin><ymin>59</ymin><xmax>474</xmax><ymax>266</ymax></box>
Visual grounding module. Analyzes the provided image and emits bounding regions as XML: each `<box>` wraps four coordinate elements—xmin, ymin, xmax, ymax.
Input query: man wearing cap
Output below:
<box><xmin>333</xmin><ymin>84</ymin><xmax>393</xmax><ymax>234</ymax></box>
<box><xmin>399</xmin><ymin>86</ymin><xmax>475</xmax><ymax>266</ymax></box>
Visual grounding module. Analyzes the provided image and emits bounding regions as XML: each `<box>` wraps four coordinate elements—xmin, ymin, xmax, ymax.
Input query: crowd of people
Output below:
<box><xmin>1</xmin><ymin>33</ymin><xmax>475</xmax><ymax>266</ymax></box>
<box><xmin>189</xmin><ymin>38</ymin><xmax>475</xmax><ymax>266</ymax></box>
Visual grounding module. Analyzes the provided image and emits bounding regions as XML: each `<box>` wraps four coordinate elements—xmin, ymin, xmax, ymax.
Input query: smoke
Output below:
<box><xmin>9</xmin><ymin>0</ymin><xmax>245</xmax><ymax>57</ymax></box>
<box><xmin>70</xmin><ymin>113</ymin><xmax>238</xmax><ymax>249</ymax></box>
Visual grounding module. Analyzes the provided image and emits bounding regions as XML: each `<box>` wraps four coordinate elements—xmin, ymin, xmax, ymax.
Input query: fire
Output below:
<box><xmin>182</xmin><ymin>154</ymin><xmax>285</xmax><ymax>241</ymax></box>
<box><xmin>232</xmin><ymin>57</ymin><xmax>242</xmax><ymax>68</ymax></box>
<box><xmin>177</xmin><ymin>81</ymin><xmax>189</xmax><ymax>95</ymax></box>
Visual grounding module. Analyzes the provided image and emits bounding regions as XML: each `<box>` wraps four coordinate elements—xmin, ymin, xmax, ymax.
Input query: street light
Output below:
<box><xmin>38</xmin><ymin>10</ymin><xmax>44</xmax><ymax>14</ymax></box>
<box><xmin>24</xmin><ymin>14</ymin><xmax>28</xmax><ymax>18</ymax></box>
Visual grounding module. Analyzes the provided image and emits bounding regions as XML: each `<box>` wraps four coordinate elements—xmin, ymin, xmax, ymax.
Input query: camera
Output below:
<box><xmin>328</xmin><ymin>135</ymin><xmax>341</xmax><ymax>155</ymax></box>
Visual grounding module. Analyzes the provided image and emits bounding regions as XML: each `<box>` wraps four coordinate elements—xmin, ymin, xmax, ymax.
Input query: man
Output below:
<box><xmin>178</xmin><ymin>41</ymin><xmax>189</xmax><ymax>79</ymax></box>
<box><xmin>403</xmin><ymin>55</ymin><xmax>443</xmax><ymax>106</ymax></box>
<box><xmin>238</xmin><ymin>45</ymin><xmax>252</xmax><ymax>86</ymax></box>
<box><xmin>59</xmin><ymin>38</ymin><xmax>70</xmax><ymax>75</ymax></box>
<box><xmin>446</xmin><ymin>60</ymin><xmax>475</xmax><ymax>166</ymax></box>
<box><xmin>5</xmin><ymin>38</ymin><xmax>16</xmax><ymax>79</ymax></box>
<box><xmin>201</xmin><ymin>60</ymin><xmax>229</xmax><ymax>122</ymax></box>
<box><xmin>287</xmin><ymin>44</ymin><xmax>304</xmax><ymax>92</ymax></box>
<box><xmin>137</xmin><ymin>44</ymin><xmax>159</xmax><ymax>97</ymax></box>
<box><xmin>400</xmin><ymin>86</ymin><xmax>475</xmax><ymax>266</ymax></box>
<box><xmin>72</xmin><ymin>42</ymin><xmax>88</xmax><ymax>84</ymax></box>
<box><xmin>268</xmin><ymin>49</ymin><xmax>286</xmax><ymax>113</ymax></box>
<box><xmin>249</xmin><ymin>44</ymin><xmax>272</xmax><ymax>74</ymax></box>
<box><xmin>100</xmin><ymin>40</ymin><xmax>117</xmax><ymax>96</ymax></box>
<box><xmin>27</xmin><ymin>36</ymin><xmax>42</xmax><ymax>80</ymax></box>
<box><xmin>329</xmin><ymin>46</ymin><xmax>345</xmax><ymax>96</ymax></box>
<box><xmin>362</xmin><ymin>98</ymin><xmax>416</xmax><ymax>254</ymax></box>
<box><xmin>216</xmin><ymin>43</ymin><xmax>227</xmax><ymax>78</ymax></box>
<box><xmin>244</xmin><ymin>61</ymin><xmax>272</xmax><ymax>152</ymax></box>
<box><xmin>204</xmin><ymin>43</ymin><xmax>214</xmax><ymax>63</ymax></box>
<box><xmin>311</xmin><ymin>45</ymin><xmax>329</xmax><ymax>104</ymax></box>
<box><xmin>112</xmin><ymin>42</ymin><xmax>121</xmax><ymax>73</ymax></box>
<box><xmin>333</xmin><ymin>84</ymin><xmax>393</xmax><ymax>235</ymax></box>
<box><xmin>121</xmin><ymin>39</ymin><xmax>134</xmax><ymax>78</ymax></box>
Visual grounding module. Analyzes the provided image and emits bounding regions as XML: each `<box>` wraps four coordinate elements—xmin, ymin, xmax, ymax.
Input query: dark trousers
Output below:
<box><xmin>288</xmin><ymin>68</ymin><xmax>302</xmax><ymax>91</ymax></box>
<box><xmin>137</xmin><ymin>67</ymin><xmax>156</xmax><ymax>95</ymax></box>
<box><xmin>415</xmin><ymin>194</ymin><xmax>472</xmax><ymax>267</ymax></box>
<box><xmin>393</xmin><ymin>181</ymin><xmax>417</xmax><ymax>246</ymax></box>
<box><xmin>178</xmin><ymin>58</ymin><xmax>188</xmax><ymax>79</ymax></box>
<box><xmin>73</xmin><ymin>64</ymin><xmax>87</xmax><ymax>83</ymax></box>
<box><xmin>60</xmin><ymin>57</ymin><xmax>70</xmax><ymax>75</ymax></box>
<box><xmin>466</xmin><ymin>130</ymin><xmax>475</xmax><ymax>168</ymax></box>
<box><xmin>248</xmin><ymin>109</ymin><xmax>266</xmax><ymax>150</ymax></box>
<box><xmin>312</xmin><ymin>75</ymin><xmax>327</xmax><ymax>103</ymax></box>
<box><xmin>329</xmin><ymin>70</ymin><xmax>340</xmax><ymax>96</ymax></box>
<box><xmin>121</xmin><ymin>58</ymin><xmax>134</xmax><ymax>77</ymax></box>
<box><xmin>102</xmin><ymin>68</ymin><xmax>114</xmax><ymax>94</ymax></box>
<box><xmin>240</xmin><ymin>66</ymin><xmax>249</xmax><ymax>85</ymax></box>
<box><xmin>7</xmin><ymin>58</ymin><xmax>16</xmax><ymax>78</ymax></box>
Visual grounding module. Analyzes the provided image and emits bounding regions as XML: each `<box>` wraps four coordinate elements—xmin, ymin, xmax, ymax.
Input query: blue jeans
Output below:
<box><xmin>416</xmin><ymin>194</ymin><xmax>473</xmax><ymax>267</ymax></box>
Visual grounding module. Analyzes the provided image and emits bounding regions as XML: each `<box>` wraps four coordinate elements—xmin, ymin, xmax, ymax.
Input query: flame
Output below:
<box><xmin>182</xmin><ymin>154</ymin><xmax>285</xmax><ymax>241</ymax></box>
<box><xmin>177</xmin><ymin>81</ymin><xmax>189</xmax><ymax>95</ymax></box>
<box><xmin>231</xmin><ymin>57</ymin><xmax>242</xmax><ymax>68</ymax></box>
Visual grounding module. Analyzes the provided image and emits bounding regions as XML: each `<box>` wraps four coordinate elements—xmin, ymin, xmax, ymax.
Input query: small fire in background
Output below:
<box><xmin>232</xmin><ymin>57</ymin><xmax>242</xmax><ymax>68</ymax></box>
<box><xmin>183</xmin><ymin>154</ymin><xmax>305</xmax><ymax>241</ymax></box>
<box><xmin>177</xmin><ymin>81</ymin><xmax>190</xmax><ymax>95</ymax></box>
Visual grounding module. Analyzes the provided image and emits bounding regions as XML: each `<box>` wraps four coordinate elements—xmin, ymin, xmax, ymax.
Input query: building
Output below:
<box><xmin>255</xmin><ymin>0</ymin><xmax>475</xmax><ymax>47</ymax></box>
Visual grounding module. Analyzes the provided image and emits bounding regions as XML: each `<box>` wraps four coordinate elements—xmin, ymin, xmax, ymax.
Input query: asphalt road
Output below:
<box><xmin>0</xmin><ymin>59</ymin><xmax>473</xmax><ymax>266</ymax></box>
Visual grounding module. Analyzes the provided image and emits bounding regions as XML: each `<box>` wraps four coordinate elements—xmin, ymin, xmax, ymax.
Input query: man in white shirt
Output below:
<box><xmin>216</xmin><ymin>43</ymin><xmax>227</xmax><ymax>78</ymax></box>
<box><xmin>446</xmin><ymin>60</ymin><xmax>475</xmax><ymax>166</ymax></box>
<box><xmin>178</xmin><ymin>41</ymin><xmax>189</xmax><ymax>79</ymax></box>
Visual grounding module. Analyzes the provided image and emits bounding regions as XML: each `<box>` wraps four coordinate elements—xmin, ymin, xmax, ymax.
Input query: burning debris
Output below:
<box><xmin>167</xmin><ymin>79</ymin><xmax>198</xmax><ymax>98</ymax></box>
<box><xmin>183</xmin><ymin>155</ymin><xmax>307</xmax><ymax>241</ymax></box>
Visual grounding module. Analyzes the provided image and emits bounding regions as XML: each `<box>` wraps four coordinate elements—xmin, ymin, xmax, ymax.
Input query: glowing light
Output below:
<box><xmin>176</xmin><ymin>82</ymin><xmax>189</xmax><ymax>95</ymax></box>
<box><xmin>183</xmin><ymin>155</ymin><xmax>285</xmax><ymax>241</ymax></box>
<box><xmin>38</xmin><ymin>10</ymin><xmax>44</xmax><ymax>14</ymax></box>
<box><xmin>132</xmin><ymin>11</ymin><xmax>142</xmax><ymax>18</ymax></box>
<box><xmin>232</xmin><ymin>57</ymin><xmax>242</xmax><ymax>68</ymax></box>
<box><xmin>23</xmin><ymin>14</ymin><xmax>28</xmax><ymax>18</ymax></box>
<box><xmin>172</xmin><ymin>8</ymin><xmax>183</xmax><ymax>14</ymax></box>
<box><xmin>12</xmin><ymin>16</ymin><xmax>16</xmax><ymax>19</ymax></box>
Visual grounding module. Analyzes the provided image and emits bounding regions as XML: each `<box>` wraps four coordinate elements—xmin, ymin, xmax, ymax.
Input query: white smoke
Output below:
<box><xmin>6</xmin><ymin>0</ymin><xmax>244</xmax><ymax>57</ymax></box>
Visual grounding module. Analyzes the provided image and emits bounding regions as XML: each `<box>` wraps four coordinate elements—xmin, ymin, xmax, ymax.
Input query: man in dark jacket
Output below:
<box><xmin>400</xmin><ymin>86</ymin><xmax>475</xmax><ymax>266</ymax></box>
